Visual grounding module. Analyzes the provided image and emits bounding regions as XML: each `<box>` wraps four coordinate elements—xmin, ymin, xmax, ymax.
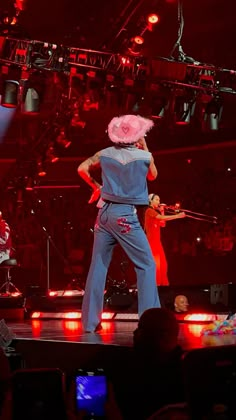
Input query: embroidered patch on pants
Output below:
<box><xmin>117</xmin><ymin>217</ymin><xmax>131</xmax><ymax>234</ymax></box>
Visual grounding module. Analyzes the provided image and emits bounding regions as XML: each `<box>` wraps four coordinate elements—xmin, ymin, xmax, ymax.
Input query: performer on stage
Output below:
<box><xmin>77</xmin><ymin>114</ymin><xmax>161</xmax><ymax>332</ymax></box>
<box><xmin>144</xmin><ymin>194</ymin><xmax>186</xmax><ymax>286</ymax></box>
<box><xmin>0</xmin><ymin>211</ymin><xmax>11</xmax><ymax>265</ymax></box>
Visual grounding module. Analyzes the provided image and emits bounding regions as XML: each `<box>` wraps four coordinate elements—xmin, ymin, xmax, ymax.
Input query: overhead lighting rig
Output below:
<box><xmin>0</xmin><ymin>32</ymin><xmax>235</xmax><ymax>98</ymax></box>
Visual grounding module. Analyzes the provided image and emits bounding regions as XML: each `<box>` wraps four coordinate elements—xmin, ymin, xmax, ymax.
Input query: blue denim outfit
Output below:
<box><xmin>81</xmin><ymin>146</ymin><xmax>161</xmax><ymax>332</ymax></box>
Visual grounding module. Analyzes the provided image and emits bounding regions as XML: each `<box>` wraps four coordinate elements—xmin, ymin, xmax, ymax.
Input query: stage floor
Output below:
<box><xmin>6</xmin><ymin>319</ymin><xmax>236</xmax><ymax>350</ymax></box>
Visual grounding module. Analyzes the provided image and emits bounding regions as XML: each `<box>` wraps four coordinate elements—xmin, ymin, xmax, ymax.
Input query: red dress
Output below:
<box><xmin>144</xmin><ymin>207</ymin><xmax>169</xmax><ymax>286</ymax></box>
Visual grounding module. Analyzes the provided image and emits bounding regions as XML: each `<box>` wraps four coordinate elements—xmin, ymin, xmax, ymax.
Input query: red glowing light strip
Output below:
<box><xmin>183</xmin><ymin>313</ymin><xmax>218</xmax><ymax>322</ymax></box>
<box><xmin>30</xmin><ymin>311</ymin><xmax>115</xmax><ymax>320</ymax></box>
<box><xmin>63</xmin><ymin>312</ymin><xmax>81</xmax><ymax>319</ymax></box>
<box><xmin>101</xmin><ymin>312</ymin><xmax>115</xmax><ymax>320</ymax></box>
<box><xmin>31</xmin><ymin>312</ymin><xmax>42</xmax><ymax>319</ymax></box>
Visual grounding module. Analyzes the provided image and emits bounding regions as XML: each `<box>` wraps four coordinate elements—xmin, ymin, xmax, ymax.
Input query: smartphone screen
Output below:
<box><xmin>11</xmin><ymin>368</ymin><xmax>67</xmax><ymax>420</ymax></box>
<box><xmin>75</xmin><ymin>368</ymin><xmax>107</xmax><ymax>419</ymax></box>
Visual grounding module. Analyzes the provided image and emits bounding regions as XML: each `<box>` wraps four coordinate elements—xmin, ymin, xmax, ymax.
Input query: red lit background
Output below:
<box><xmin>0</xmin><ymin>0</ymin><xmax>235</xmax><ymax>296</ymax></box>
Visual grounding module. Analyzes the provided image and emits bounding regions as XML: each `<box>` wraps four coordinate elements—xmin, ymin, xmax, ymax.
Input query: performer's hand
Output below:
<box><xmin>178</xmin><ymin>212</ymin><xmax>186</xmax><ymax>218</ymax></box>
<box><xmin>88</xmin><ymin>187</ymin><xmax>101</xmax><ymax>204</ymax></box>
<box><xmin>136</xmin><ymin>137</ymin><xmax>148</xmax><ymax>151</ymax></box>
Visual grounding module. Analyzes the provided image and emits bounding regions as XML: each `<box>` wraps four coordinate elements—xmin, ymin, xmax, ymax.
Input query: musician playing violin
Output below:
<box><xmin>144</xmin><ymin>194</ymin><xmax>186</xmax><ymax>286</ymax></box>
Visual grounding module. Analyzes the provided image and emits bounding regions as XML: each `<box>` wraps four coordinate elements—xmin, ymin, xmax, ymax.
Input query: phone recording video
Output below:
<box><xmin>75</xmin><ymin>368</ymin><xmax>107</xmax><ymax>419</ymax></box>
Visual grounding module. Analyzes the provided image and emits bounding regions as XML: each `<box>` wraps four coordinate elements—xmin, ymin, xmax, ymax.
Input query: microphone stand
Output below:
<box><xmin>31</xmin><ymin>209</ymin><xmax>84</xmax><ymax>294</ymax></box>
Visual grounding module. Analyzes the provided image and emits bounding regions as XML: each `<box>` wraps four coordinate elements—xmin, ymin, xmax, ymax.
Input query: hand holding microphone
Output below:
<box><xmin>136</xmin><ymin>137</ymin><xmax>149</xmax><ymax>151</ymax></box>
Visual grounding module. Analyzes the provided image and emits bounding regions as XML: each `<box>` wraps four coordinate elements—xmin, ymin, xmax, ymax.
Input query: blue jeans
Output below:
<box><xmin>82</xmin><ymin>203</ymin><xmax>161</xmax><ymax>331</ymax></box>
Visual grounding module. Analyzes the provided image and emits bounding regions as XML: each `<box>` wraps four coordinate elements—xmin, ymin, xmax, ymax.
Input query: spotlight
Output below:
<box><xmin>128</xmin><ymin>36</ymin><xmax>144</xmax><ymax>56</ymax></box>
<box><xmin>37</xmin><ymin>159</ymin><xmax>47</xmax><ymax>177</ymax></box>
<box><xmin>55</xmin><ymin>129</ymin><xmax>71</xmax><ymax>148</ymax></box>
<box><xmin>147</xmin><ymin>13</ymin><xmax>159</xmax><ymax>31</ymax></box>
<box><xmin>174</xmin><ymin>91</ymin><xmax>196</xmax><ymax>125</ymax></box>
<box><xmin>3</xmin><ymin>16</ymin><xmax>17</xmax><ymax>25</ymax></box>
<box><xmin>83</xmin><ymin>94</ymin><xmax>99</xmax><ymax>111</ymax></box>
<box><xmin>23</xmin><ymin>88</ymin><xmax>40</xmax><ymax>114</ymax></box>
<box><xmin>46</xmin><ymin>144</ymin><xmax>59</xmax><ymax>163</ymax></box>
<box><xmin>71</xmin><ymin>112</ymin><xmax>86</xmax><ymax>128</ymax></box>
<box><xmin>133</xmin><ymin>35</ymin><xmax>144</xmax><ymax>45</ymax></box>
<box><xmin>15</xmin><ymin>0</ymin><xmax>26</xmax><ymax>12</ymax></box>
<box><xmin>203</xmin><ymin>96</ymin><xmax>223</xmax><ymax>131</ymax></box>
<box><xmin>16</xmin><ymin>188</ymin><xmax>23</xmax><ymax>205</ymax></box>
<box><xmin>25</xmin><ymin>177</ymin><xmax>35</xmax><ymax>191</ymax></box>
<box><xmin>175</xmin><ymin>99</ymin><xmax>191</xmax><ymax>124</ymax></box>
<box><xmin>151</xmin><ymin>96</ymin><xmax>168</xmax><ymax>119</ymax></box>
<box><xmin>70</xmin><ymin>100</ymin><xmax>86</xmax><ymax>128</ymax></box>
<box><xmin>147</xmin><ymin>13</ymin><xmax>159</xmax><ymax>24</ymax></box>
<box><xmin>1</xmin><ymin>80</ymin><xmax>19</xmax><ymax>108</ymax></box>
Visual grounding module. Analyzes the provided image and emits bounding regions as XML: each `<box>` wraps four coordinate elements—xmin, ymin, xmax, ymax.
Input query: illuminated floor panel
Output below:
<box><xmin>5</xmin><ymin>315</ymin><xmax>236</xmax><ymax>350</ymax></box>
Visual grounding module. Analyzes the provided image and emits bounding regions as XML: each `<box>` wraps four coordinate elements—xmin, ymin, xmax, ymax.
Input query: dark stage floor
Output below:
<box><xmin>7</xmin><ymin>318</ymin><xmax>236</xmax><ymax>350</ymax></box>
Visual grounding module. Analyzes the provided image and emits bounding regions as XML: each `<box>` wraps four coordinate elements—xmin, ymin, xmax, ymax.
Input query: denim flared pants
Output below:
<box><xmin>81</xmin><ymin>203</ymin><xmax>161</xmax><ymax>331</ymax></box>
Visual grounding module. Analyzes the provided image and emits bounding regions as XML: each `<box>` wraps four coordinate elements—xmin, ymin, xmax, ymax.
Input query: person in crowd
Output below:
<box><xmin>77</xmin><ymin>114</ymin><xmax>161</xmax><ymax>332</ymax></box>
<box><xmin>174</xmin><ymin>295</ymin><xmax>189</xmax><ymax>313</ymax></box>
<box><xmin>0</xmin><ymin>346</ymin><xmax>12</xmax><ymax>420</ymax></box>
<box><xmin>0</xmin><ymin>211</ymin><xmax>11</xmax><ymax>265</ymax></box>
<box><xmin>144</xmin><ymin>194</ymin><xmax>186</xmax><ymax>286</ymax></box>
<box><xmin>109</xmin><ymin>308</ymin><xmax>186</xmax><ymax>420</ymax></box>
<box><xmin>146</xmin><ymin>402</ymin><xmax>190</xmax><ymax>420</ymax></box>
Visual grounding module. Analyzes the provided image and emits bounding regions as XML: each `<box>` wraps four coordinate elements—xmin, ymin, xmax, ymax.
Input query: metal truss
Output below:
<box><xmin>0</xmin><ymin>35</ymin><xmax>236</xmax><ymax>96</ymax></box>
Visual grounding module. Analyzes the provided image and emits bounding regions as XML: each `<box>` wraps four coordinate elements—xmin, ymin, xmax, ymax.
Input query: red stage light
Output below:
<box><xmin>62</xmin><ymin>320</ymin><xmax>83</xmax><ymax>339</ymax></box>
<box><xmin>32</xmin><ymin>320</ymin><xmax>43</xmax><ymax>337</ymax></box>
<box><xmin>120</xmin><ymin>56</ymin><xmax>131</xmax><ymax>66</ymax></box>
<box><xmin>48</xmin><ymin>290</ymin><xmax>58</xmax><ymax>297</ymax></box>
<box><xmin>133</xmin><ymin>36</ymin><xmax>144</xmax><ymax>45</ymax></box>
<box><xmin>63</xmin><ymin>291</ymin><xmax>74</xmax><ymax>297</ymax></box>
<box><xmin>63</xmin><ymin>312</ymin><xmax>81</xmax><ymax>319</ymax></box>
<box><xmin>31</xmin><ymin>311</ymin><xmax>42</xmax><ymax>319</ymax></box>
<box><xmin>9</xmin><ymin>292</ymin><xmax>21</xmax><ymax>297</ymax></box>
<box><xmin>175</xmin><ymin>121</ymin><xmax>189</xmax><ymax>126</ymax></box>
<box><xmin>184</xmin><ymin>313</ymin><xmax>218</xmax><ymax>322</ymax></box>
<box><xmin>101</xmin><ymin>312</ymin><xmax>115</xmax><ymax>320</ymax></box>
<box><xmin>147</xmin><ymin>13</ymin><xmax>159</xmax><ymax>24</ymax></box>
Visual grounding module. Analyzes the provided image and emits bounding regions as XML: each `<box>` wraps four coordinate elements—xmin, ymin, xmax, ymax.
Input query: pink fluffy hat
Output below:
<box><xmin>108</xmin><ymin>114</ymin><xmax>154</xmax><ymax>144</ymax></box>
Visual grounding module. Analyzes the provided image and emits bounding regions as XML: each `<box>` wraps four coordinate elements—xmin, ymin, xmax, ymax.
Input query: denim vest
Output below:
<box><xmin>100</xmin><ymin>145</ymin><xmax>151</xmax><ymax>205</ymax></box>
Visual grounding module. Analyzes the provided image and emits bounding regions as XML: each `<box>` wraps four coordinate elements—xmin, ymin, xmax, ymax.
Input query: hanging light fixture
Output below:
<box><xmin>55</xmin><ymin>129</ymin><xmax>71</xmax><ymax>148</ymax></box>
<box><xmin>46</xmin><ymin>144</ymin><xmax>59</xmax><ymax>163</ymax></box>
<box><xmin>1</xmin><ymin>80</ymin><xmax>19</xmax><ymax>107</ymax></box>
<box><xmin>203</xmin><ymin>95</ymin><xmax>223</xmax><ymax>131</ymax></box>
<box><xmin>128</xmin><ymin>36</ymin><xmax>144</xmax><ymax>56</ymax></box>
<box><xmin>25</xmin><ymin>177</ymin><xmax>35</xmax><ymax>191</ymax></box>
<box><xmin>150</xmin><ymin>95</ymin><xmax>169</xmax><ymax>120</ymax></box>
<box><xmin>174</xmin><ymin>90</ymin><xmax>196</xmax><ymax>125</ymax></box>
<box><xmin>37</xmin><ymin>158</ymin><xmax>47</xmax><ymax>177</ymax></box>
<box><xmin>147</xmin><ymin>13</ymin><xmax>160</xmax><ymax>31</ymax></box>
<box><xmin>23</xmin><ymin>88</ymin><xmax>40</xmax><ymax>114</ymax></box>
